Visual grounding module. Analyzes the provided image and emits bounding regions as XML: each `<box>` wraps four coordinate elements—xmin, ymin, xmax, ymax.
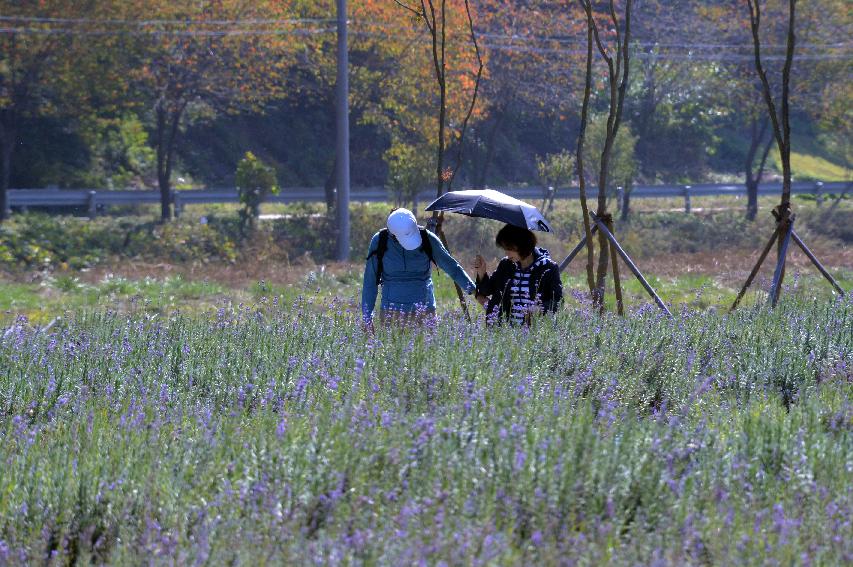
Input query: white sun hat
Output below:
<box><xmin>386</xmin><ymin>208</ymin><xmax>423</xmax><ymax>250</ymax></box>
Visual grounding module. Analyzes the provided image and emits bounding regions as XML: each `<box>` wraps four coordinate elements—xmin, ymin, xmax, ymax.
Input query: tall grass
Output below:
<box><xmin>0</xmin><ymin>294</ymin><xmax>851</xmax><ymax>564</ymax></box>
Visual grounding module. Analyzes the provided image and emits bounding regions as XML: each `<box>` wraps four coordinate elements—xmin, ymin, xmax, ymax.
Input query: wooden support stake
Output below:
<box><xmin>558</xmin><ymin>224</ymin><xmax>598</xmax><ymax>272</ymax></box>
<box><xmin>590</xmin><ymin>213</ymin><xmax>672</xmax><ymax>317</ymax></box>
<box><xmin>606</xmin><ymin>217</ymin><xmax>624</xmax><ymax>315</ymax></box>
<box><xmin>731</xmin><ymin>225</ymin><xmax>781</xmax><ymax>311</ymax></box>
<box><xmin>791</xmin><ymin>230</ymin><xmax>846</xmax><ymax>297</ymax></box>
<box><xmin>769</xmin><ymin>218</ymin><xmax>794</xmax><ymax>307</ymax></box>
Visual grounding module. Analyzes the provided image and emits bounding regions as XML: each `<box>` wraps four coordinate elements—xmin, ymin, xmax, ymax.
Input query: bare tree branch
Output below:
<box><xmin>392</xmin><ymin>0</ymin><xmax>422</xmax><ymax>20</ymax></box>
<box><xmin>575</xmin><ymin>0</ymin><xmax>597</xmax><ymax>296</ymax></box>
<box><xmin>448</xmin><ymin>0</ymin><xmax>483</xmax><ymax>190</ymax></box>
<box><xmin>746</xmin><ymin>0</ymin><xmax>794</xmax><ymax>206</ymax></box>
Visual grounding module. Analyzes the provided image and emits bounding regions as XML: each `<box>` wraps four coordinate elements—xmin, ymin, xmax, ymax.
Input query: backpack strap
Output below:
<box><xmin>366</xmin><ymin>229</ymin><xmax>390</xmax><ymax>284</ymax></box>
<box><xmin>366</xmin><ymin>228</ymin><xmax>435</xmax><ymax>285</ymax></box>
<box><xmin>418</xmin><ymin>228</ymin><xmax>436</xmax><ymax>267</ymax></box>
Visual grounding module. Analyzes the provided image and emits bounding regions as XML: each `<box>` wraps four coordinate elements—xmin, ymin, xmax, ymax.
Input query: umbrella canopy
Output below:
<box><xmin>425</xmin><ymin>189</ymin><xmax>553</xmax><ymax>232</ymax></box>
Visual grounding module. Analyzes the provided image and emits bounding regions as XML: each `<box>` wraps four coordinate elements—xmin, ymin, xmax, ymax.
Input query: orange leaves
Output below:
<box><xmin>112</xmin><ymin>0</ymin><xmax>297</xmax><ymax>110</ymax></box>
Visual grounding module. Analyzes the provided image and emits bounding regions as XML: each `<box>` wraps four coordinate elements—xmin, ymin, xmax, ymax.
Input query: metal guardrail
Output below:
<box><xmin>7</xmin><ymin>181</ymin><xmax>850</xmax><ymax>216</ymax></box>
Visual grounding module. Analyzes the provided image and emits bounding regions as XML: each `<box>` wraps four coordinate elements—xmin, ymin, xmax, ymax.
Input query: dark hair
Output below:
<box><xmin>495</xmin><ymin>224</ymin><xmax>537</xmax><ymax>258</ymax></box>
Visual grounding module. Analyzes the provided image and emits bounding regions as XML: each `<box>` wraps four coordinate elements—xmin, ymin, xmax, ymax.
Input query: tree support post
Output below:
<box><xmin>427</xmin><ymin>213</ymin><xmax>471</xmax><ymax>322</ymax></box>
<box><xmin>590</xmin><ymin>212</ymin><xmax>672</xmax><ymax>317</ymax></box>
<box><xmin>732</xmin><ymin>207</ymin><xmax>846</xmax><ymax>310</ymax></box>
<box><xmin>731</xmin><ymin>224</ymin><xmax>781</xmax><ymax>311</ymax></box>
<box><xmin>769</xmin><ymin>214</ymin><xmax>794</xmax><ymax>307</ymax></box>
<box><xmin>558</xmin><ymin>224</ymin><xmax>599</xmax><ymax>272</ymax></box>
<box><xmin>790</xmin><ymin>230</ymin><xmax>846</xmax><ymax>297</ymax></box>
<box><xmin>600</xmin><ymin>214</ymin><xmax>624</xmax><ymax>315</ymax></box>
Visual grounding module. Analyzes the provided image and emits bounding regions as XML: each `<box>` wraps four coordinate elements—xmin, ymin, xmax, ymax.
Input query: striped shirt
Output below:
<box><xmin>508</xmin><ymin>254</ymin><xmax>551</xmax><ymax>324</ymax></box>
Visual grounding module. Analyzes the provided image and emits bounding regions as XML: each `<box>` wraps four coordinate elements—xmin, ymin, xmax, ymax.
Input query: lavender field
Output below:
<box><xmin>1</xmin><ymin>294</ymin><xmax>851</xmax><ymax>565</ymax></box>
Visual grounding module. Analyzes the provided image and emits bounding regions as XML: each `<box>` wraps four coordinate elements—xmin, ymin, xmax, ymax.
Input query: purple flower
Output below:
<box><xmin>514</xmin><ymin>449</ymin><xmax>526</xmax><ymax>472</ymax></box>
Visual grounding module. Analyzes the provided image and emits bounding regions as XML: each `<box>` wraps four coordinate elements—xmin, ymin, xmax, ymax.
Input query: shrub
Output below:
<box><xmin>236</xmin><ymin>152</ymin><xmax>279</xmax><ymax>233</ymax></box>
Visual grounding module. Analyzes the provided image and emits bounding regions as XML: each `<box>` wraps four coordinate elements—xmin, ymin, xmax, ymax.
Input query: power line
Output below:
<box><xmin>477</xmin><ymin>41</ymin><xmax>852</xmax><ymax>61</ymax></box>
<box><xmin>1</xmin><ymin>16</ymin><xmax>849</xmax><ymax>52</ymax></box>
<box><xmin>0</xmin><ymin>15</ymin><xmax>336</xmax><ymax>25</ymax></box>
<box><xmin>474</xmin><ymin>32</ymin><xmax>851</xmax><ymax>51</ymax></box>
<box><xmin>0</xmin><ymin>27</ymin><xmax>335</xmax><ymax>37</ymax></box>
<box><xmin>1</xmin><ymin>22</ymin><xmax>850</xmax><ymax>62</ymax></box>
<box><xmin>351</xmin><ymin>19</ymin><xmax>853</xmax><ymax>51</ymax></box>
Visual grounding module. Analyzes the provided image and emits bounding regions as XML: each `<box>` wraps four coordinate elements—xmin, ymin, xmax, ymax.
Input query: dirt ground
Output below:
<box><xmin>627</xmin><ymin>246</ymin><xmax>852</xmax><ymax>284</ymax></box>
<box><xmin>46</xmin><ymin>241</ymin><xmax>845</xmax><ymax>293</ymax></box>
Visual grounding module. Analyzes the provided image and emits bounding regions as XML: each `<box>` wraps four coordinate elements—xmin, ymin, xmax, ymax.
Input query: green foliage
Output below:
<box><xmin>0</xmin><ymin>297</ymin><xmax>850</xmax><ymax>562</ymax></box>
<box><xmin>236</xmin><ymin>152</ymin><xmax>279</xmax><ymax>232</ymax></box>
<box><xmin>625</xmin><ymin>59</ymin><xmax>722</xmax><ymax>183</ymax></box>
<box><xmin>770</xmin><ymin>150</ymin><xmax>851</xmax><ymax>182</ymax></box>
<box><xmin>1</xmin><ymin>198</ymin><xmax>849</xmax><ymax>280</ymax></box>
<box><xmin>536</xmin><ymin>149</ymin><xmax>575</xmax><ymax>188</ymax></box>
<box><xmin>383</xmin><ymin>141</ymin><xmax>432</xmax><ymax>207</ymax></box>
<box><xmin>0</xmin><ymin>214</ymin><xmax>239</xmax><ymax>270</ymax></box>
<box><xmin>583</xmin><ymin>113</ymin><xmax>638</xmax><ymax>194</ymax></box>
<box><xmin>77</xmin><ymin>114</ymin><xmax>157</xmax><ymax>189</ymax></box>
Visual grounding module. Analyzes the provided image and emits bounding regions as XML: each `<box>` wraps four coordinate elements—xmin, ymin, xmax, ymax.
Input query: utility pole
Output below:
<box><xmin>335</xmin><ymin>0</ymin><xmax>351</xmax><ymax>261</ymax></box>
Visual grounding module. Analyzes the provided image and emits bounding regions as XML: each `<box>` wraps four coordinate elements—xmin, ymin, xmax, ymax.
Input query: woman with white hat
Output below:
<box><xmin>362</xmin><ymin>208</ymin><xmax>475</xmax><ymax>326</ymax></box>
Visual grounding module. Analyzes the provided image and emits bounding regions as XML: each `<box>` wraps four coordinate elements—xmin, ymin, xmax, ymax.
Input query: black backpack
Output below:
<box><xmin>366</xmin><ymin>227</ymin><xmax>435</xmax><ymax>284</ymax></box>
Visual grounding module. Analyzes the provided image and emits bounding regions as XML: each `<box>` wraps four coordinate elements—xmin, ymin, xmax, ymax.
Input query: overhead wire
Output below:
<box><xmin>0</xmin><ymin>17</ymin><xmax>850</xmax><ymax>62</ymax></box>
<box><xmin>0</xmin><ymin>16</ymin><xmax>336</xmax><ymax>25</ymax></box>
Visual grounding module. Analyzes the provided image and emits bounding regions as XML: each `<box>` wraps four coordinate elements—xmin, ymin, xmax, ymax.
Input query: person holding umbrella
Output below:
<box><xmin>472</xmin><ymin>223</ymin><xmax>563</xmax><ymax>325</ymax></box>
<box><xmin>362</xmin><ymin>208</ymin><xmax>476</xmax><ymax>327</ymax></box>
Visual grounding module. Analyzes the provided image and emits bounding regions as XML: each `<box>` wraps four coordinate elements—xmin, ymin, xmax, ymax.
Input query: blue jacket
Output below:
<box><xmin>362</xmin><ymin>229</ymin><xmax>475</xmax><ymax>321</ymax></box>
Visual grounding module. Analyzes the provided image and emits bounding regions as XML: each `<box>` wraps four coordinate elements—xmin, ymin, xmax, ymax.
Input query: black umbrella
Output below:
<box><xmin>425</xmin><ymin>189</ymin><xmax>553</xmax><ymax>232</ymax></box>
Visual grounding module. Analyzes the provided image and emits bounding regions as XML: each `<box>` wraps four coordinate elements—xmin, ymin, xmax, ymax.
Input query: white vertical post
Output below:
<box><xmin>684</xmin><ymin>185</ymin><xmax>692</xmax><ymax>214</ymax></box>
<box><xmin>87</xmin><ymin>190</ymin><xmax>97</xmax><ymax>218</ymax></box>
<box><xmin>815</xmin><ymin>181</ymin><xmax>823</xmax><ymax>207</ymax></box>
<box><xmin>335</xmin><ymin>0</ymin><xmax>351</xmax><ymax>261</ymax></box>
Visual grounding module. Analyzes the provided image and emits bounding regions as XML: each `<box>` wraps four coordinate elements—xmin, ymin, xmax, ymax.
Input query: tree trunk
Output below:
<box><xmin>324</xmin><ymin>156</ymin><xmax>337</xmax><ymax>213</ymax></box>
<box><xmin>475</xmin><ymin>109</ymin><xmax>505</xmax><ymax>188</ymax></box>
<box><xmin>155</xmin><ymin>105</ymin><xmax>171</xmax><ymax>221</ymax></box>
<box><xmin>594</xmin><ymin>229</ymin><xmax>610</xmax><ymax>311</ymax></box>
<box><xmin>446</xmin><ymin>0</ymin><xmax>483</xmax><ymax>192</ymax></box>
<box><xmin>744</xmin><ymin>117</ymin><xmax>771</xmax><ymax>221</ymax></box>
<box><xmin>432</xmin><ymin>2</ymin><xmax>447</xmax><ymax>200</ymax></box>
<box><xmin>0</xmin><ymin>145</ymin><xmax>10</xmax><ymax>222</ymax></box>
<box><xmin>577</xmin><ymin>4</ymin><xmax>596</xmax><ymax>297</ymax></box>
<box><xmin>0</xmin><ymin>112</ymin><xmax>16</xmax><ymax>222</ymax></box>
<box><xmin>587</xmin><ymin>0</ymin><xmax>632</xmax><ymax>311</ymax></box>
<box><xmin>607</xmin><ymin>217</ymin><xmax>624</xmax><ymax>315</ymax></box>
<box><xmin>635</xmin><ymin>58</ymin><xmax>657</xmax><ymax>173</ymax></box>
<box><xmin>155</xmin><ymin>102</ymin><xmax>186</xmax><ymax>221</ymax></box>
<box><xmin>620</xmin><ymin>190</ymin><xmax>630</xmax><ymax>222</ymax></box>
<box><xmin>746</xmin><ymin>180</ymin><xmax>759</xmax><ymax>221</ymax></box>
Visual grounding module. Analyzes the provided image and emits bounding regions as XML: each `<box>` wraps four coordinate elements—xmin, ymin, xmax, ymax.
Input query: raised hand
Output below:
<box><xmin>471</xmin><ymin>255</ymin><xmax>488</xmax><ymax>279</ymax></box>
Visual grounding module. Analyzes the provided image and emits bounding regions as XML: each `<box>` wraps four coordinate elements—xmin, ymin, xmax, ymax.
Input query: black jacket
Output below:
<box><xmin>476</xmin><ymin>247</ymin><xmax>563</xmax><ymax>323</ymax></box>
